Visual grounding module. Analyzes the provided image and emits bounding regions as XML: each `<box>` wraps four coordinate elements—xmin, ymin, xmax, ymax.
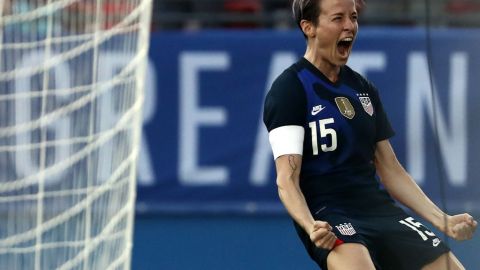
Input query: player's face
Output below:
<box><xmin>311</xmin><ymin>0</ymin><xmax>358</xmax><ymax>66</ymax></box>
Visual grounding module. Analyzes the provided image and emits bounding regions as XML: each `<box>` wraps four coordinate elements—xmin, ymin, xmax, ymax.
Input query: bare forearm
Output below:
<box><xmin>381</xmin><ymin>168</ymin><xmax>446</xmax><ymax>230</ymax></box>
<box><xmin>275</xmin><ymin>155</ymin><xmax>314</xmax><ymax>232</ymax></box>
<box><xmin>277</xmin><ymin>181</ymin><xmax>315</xmax><ymax>232</ymax></box>
<box><xmin>274</xmin><ymin>155</ymin><xmax>337</xmax><ymax>248</ymax></box>
<box><xmin>375</xmin><ymin>140</ymin><xmax>446</xmax><ymax>230</ymax></box>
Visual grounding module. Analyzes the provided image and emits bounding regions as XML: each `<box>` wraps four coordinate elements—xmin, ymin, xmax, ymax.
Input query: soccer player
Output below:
<box><xmin>262</xmin><ymin>0</ymin><xmax>477</xmax><ymax>269</ymax></box>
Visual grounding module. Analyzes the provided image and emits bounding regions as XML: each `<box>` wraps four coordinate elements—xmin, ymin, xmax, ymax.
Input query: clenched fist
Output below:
<box><xmin>443</xmin><ymin>214</ymin><xmax>477</xmax><ymax>241</ymax></box>
<box><xmin>309</xmin><ymin>220</ymin><xmax>338</xmax><ymax>250</ymax></box>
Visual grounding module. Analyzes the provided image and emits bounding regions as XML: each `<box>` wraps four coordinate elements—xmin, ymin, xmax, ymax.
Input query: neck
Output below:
<box><xmin>304</xmin><ymin>49</ymin><xmax>341</xmax><ymax>83</ymax></box>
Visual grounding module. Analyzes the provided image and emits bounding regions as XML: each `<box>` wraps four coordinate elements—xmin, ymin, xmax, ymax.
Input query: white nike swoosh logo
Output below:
<box><xmin>311</xmin><ymin>105</ymin><xmax>325</xmax><ymax>115</ymax></box>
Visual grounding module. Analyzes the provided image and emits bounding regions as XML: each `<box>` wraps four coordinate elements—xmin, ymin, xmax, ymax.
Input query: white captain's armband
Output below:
<box><xmin>268</xmin><ymin>125</ymin><xmax>305</xmax><ymax>159</ymax></box>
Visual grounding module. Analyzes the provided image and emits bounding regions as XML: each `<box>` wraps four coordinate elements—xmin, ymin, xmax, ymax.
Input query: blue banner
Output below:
<box><xmin>136</xmin><ymin>28</ymin><xmax>480</xmax><ymax>214</ymax></box>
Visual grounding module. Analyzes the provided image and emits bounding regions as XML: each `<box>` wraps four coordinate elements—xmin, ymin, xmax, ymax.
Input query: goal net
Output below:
<box><xmin>0</xmin><ymin>0</ymin><xmax>152</xmax><ymax>269</ymax></box>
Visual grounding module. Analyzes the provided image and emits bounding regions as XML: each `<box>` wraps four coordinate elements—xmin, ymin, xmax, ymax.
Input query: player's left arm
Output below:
<box><xmin>374</xmin><ymin>139</ymin><xmax>477</xmax><ymax>241</ymax></box>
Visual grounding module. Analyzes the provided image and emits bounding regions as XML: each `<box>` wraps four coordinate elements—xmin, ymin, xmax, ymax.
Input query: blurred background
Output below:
<box><xmin>133</xmin><ymin>0</ymin><xmax>480</xmax><ymax>269</ymax></box>
<box><xmin>149</xmin><ymin>0</ymin><xmax>480</xmax><ymax>29</ymax></box>
<box><xmin>1</xmin><ymin>0</ymin><xmax>479</xmax><ymax>269</ymax></box>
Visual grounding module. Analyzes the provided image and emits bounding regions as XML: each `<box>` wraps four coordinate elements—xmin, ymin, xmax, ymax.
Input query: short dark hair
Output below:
<box><xmin>292</xmin><ymin>0</ymin><xmax>321</xmax><ymax>38</ymax></box>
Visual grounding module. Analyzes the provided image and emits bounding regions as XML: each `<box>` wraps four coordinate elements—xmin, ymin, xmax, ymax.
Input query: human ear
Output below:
<box><xmin>300</xmin><ymin>20</ymin><xmax>315</xmax><ymax>38</ymax></box>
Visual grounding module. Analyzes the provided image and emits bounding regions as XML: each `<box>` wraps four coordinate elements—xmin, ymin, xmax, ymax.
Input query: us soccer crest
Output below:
<box><xmin>335</xmin><ymin>97</ymin><xmax>355</xmax><ymax>119</ymax></box>
<box><xmin>358</xmin><ymin>94</ymin><xmax>374</xmax><ymax>116</ymax></box>
<box><xmin>335</xmin><ymin>223</ymin><xmax>357</xmax><ymax>236</ymax></box>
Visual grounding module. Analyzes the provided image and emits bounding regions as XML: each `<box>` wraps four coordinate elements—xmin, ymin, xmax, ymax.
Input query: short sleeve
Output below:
<box><xmin>263</xmin><ymin>69</ymin><xmax>306</xmax><ymax>132</ymax></box>
<box><xmin>368</xmin><ymin>81</ymin><xmax>395</xmax><ymax>141</ymax></box>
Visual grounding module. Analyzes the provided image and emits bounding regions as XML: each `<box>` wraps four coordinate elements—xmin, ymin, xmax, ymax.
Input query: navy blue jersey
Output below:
<box><xmin>264</xmin><ymin>58</ymin><xmax>403</xmax><ymax>216</ymax></box>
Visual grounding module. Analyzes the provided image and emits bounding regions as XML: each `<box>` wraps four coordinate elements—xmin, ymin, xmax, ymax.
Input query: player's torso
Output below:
<box><xmin>295</xmin><ymin>66</ymin><xmax>378</xmax><ymax>178</ymax></box>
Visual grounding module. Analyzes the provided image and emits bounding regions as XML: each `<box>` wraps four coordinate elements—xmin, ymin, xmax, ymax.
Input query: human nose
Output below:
<box><xmin>343</xmin><ymin>18</ymin><xmax>356</xmax><ymax>31</ymax></box>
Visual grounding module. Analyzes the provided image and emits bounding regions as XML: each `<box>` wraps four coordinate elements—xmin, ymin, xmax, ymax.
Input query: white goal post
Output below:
<box><xmin>0</xmin><ymin>0</ymin><xmax>152</xmax><ymax>269</ymax></box>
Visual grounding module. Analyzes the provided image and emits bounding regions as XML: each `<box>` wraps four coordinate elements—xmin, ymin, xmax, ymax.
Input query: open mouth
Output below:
<box><xmin>337</xmin><ymin>37</ymin><xmax>354</xmax><ymax>57</ymax></box>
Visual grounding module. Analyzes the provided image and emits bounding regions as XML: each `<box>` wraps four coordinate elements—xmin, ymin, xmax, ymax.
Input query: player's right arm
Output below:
<box><xmin>275</xmin><ymin>153</ymin><xmax>337</xmax><ymax>249</ymax></box>
<box><xmin>264</xmin><ymin>69</ymin><xmax>336</xmax><ymax>249</ymax></box>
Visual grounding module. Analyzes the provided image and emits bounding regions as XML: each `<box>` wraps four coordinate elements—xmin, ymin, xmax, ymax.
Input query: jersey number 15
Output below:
<box><xmin>308</xmin><ymin>118</ymin><xmax>338</xmax><ymax>155</ymax></box>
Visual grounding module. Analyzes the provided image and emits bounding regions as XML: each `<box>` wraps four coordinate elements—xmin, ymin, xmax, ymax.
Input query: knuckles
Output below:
<box><xmin>310</xmin><ymin>231</ymin><xmax>336</xmax><ymax>249</ymax></box>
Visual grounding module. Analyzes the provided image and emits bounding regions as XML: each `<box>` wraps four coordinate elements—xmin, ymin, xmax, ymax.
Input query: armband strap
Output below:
<box><xmin>268</xmin><ymin>125</ymin><xmax>304</xmax><ymax>159</ymax></box>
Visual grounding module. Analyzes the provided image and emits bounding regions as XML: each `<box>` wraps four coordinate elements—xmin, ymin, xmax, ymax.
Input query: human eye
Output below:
<box><xmin>332</xmin><ymin>16</ymin><xmax>342</xmax><ymax>22</ymax></box>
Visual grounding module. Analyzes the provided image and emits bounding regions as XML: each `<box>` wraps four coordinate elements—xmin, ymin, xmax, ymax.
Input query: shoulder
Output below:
<box><xmin>264</xmin><ymin>64</ymin><xmax>307</xmax><ymax>113</ymax></box>
<box><xmin>263</xmin><ymin>64</ymin><xmax>307</xmax><ymax>132</ymax></box>
<box><xmin>343</xmin><ymin>66</ymin><xmax>374</xmax><ymax>90</ymax></box>
<box><xmin>268</xmin><ymin>66</ymin><xmax>305</xmax><ymax>99</ymax></box>
<box><xmin>342</xmin><ymin>65</ymin><xmax>382</xmax><ymax>99</ymax></box>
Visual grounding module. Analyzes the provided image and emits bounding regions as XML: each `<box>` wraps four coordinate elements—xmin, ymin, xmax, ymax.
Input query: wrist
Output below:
<box><xmin>431</xmin><ymin>213</ymin><xmax>449</xmax><ymax>232</ymax></box>
<box><xmin>303</xmin><ymin>219</ymin><xmax>315</xmax><ymax>234</ymax></box>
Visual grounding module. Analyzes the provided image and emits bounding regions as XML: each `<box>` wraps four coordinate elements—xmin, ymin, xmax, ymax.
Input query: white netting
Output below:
<box><xmin>0</xmin><ymin>0</ymin><xmax>152</xmax><ymax>269</ymax></box>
